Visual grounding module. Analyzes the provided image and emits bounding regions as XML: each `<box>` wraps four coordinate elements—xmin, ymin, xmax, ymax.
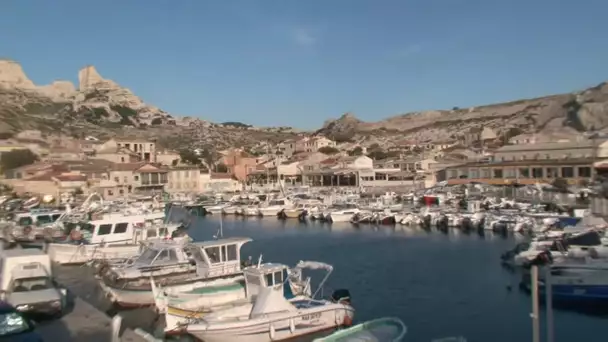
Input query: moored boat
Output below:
<box><xmin>181</xmin><ymin>260</ymin><xmax>354</xmax><ymax>342</ymax></box>
<box><xmin>100</xmin><ymin>237</ymin><xmax>252</xmax><ymax>307</ymax></box>
<box><xmin>313</xmin><ymin>317</ymin><xmax>407</xmax><ymax>342</ymax></box>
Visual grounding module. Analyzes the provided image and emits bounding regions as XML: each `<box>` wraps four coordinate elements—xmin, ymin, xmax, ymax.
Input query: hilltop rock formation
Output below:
<box><xmin>0</xmin><ymin>59</ymin><xmax>297</xmax><ymax>149</ymax></box>
<box><xmin>318</xmin><ymin>82</ymin><xmax>608</xmax><ymax>145</ymax></box>
<box><xmin>1</xmin><ymin>57</ymin><xmax>607</xmax><ymax>152</ymax></box>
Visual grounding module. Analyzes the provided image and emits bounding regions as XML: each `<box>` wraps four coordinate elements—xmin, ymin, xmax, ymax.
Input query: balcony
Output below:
<box><xmin>139</xmin><ymin>172</ymin><xmax>168</xmax><ymax>187</ymax></box>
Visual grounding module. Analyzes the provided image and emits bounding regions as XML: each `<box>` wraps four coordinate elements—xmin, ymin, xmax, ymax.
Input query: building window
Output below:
<box><xmin>481</xmin><ymin>169</ymin><xmax>491</xmax><ymax>178</ymax></box>
<box><xmin>119</xmin><ymin>189</ymin><xmax>124</xmax><ymax>195</ymax></box>
<box><xmin>107</xmin><ymin>190</ymin><xmax>114</xmax><ymax>196</ymax></box>
<box><xmin>532</xmin><ymin>167</ymin><xmax>544</xmax><ymax>178</ymax></box>
<box><xmin>134</xmin><ymin>175</ymin><xmax>139</xmax><ymax>181</ymax></box>
<box><xmin>578</xmin><ymin>167</ymin><xmax>592</xmax><ymax>178</ymax></box>
<box><xmin>545</xmin><ymin>154</ymin><xmax>551</xmax><ymax>160</ymax></box>
<box><xmin>493</xmin><ymin>169</ymin><xmax>503</xmax><ymax>178</ymax></box>
<box><xmin>504</xmin><ymin>168</ymin><xmax>516</xmax><ymax>178</ymax></box>
<box><xmin>448</xmin><ymin>170</ymin><xmax>458</xmax><ymax>179</ymax></box>
<box><xmin>546</xmin><ymin>167</ymin><xmax>558</xmax><ymax>178</ymax></box>
<box><xmin>519</xmin><ymin>168</ymin><xmax>530</xmax><ymax>178</ymax></box>
<box><xmin>114</xmin><ymin>177</ymin><xmax>119</xmax><ymax>182</ymax></box>
<box><xmin>561</xmin><ymin>167</ymin><xmax>574</xmax><ymax>178</ymax></box>
<box><xmin>469</xmin><ymin>169</ymin><xmax>479</xmax><ymax>179</ymax></box>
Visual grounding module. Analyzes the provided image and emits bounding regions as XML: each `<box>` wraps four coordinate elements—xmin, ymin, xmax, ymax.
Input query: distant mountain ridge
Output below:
<box><xmin>0</xmin><ymin>58</ymin><xmax>606</xmax><ymax>151</ymax></box>
<box><xmin>316</xmin><ymin>82</ymin><xmax>608</xmax><ymax>144</ymax></box>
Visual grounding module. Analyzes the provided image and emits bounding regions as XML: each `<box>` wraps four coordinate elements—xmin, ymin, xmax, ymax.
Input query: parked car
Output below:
<box><xmin>0</xmin><ymin>301</ymin><xmax>43</xmax><ymax>341</ymax></box>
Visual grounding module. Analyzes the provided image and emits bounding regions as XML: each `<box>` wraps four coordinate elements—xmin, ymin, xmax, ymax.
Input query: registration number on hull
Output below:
<box><xmin>302</xmin><ymin>313</ymin><xmax>321</xmax><ymax>321</ymax></box>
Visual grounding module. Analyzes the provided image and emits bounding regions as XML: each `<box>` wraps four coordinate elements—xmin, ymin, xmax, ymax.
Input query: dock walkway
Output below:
<box><xmin>37</xmin><ymin>264</ymin><xmax>148</xmax><ymax>342</ymax></box>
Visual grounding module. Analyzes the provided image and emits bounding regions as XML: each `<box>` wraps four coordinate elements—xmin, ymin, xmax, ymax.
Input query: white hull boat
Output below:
<box><xmin>185</xmin><ymin>289</ymin><xmax>354</xmax><ymax>342</ymax></box>
<box><xmin>99</xmin><ymin>237</ymin><xmax>251</xmax><ymax>306</ymax></box>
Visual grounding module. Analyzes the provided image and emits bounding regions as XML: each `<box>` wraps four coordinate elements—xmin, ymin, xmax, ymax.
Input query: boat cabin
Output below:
<box><xmin>131</xmin><ymin>241</ymin><xmax>192</xmax><ymax>268</ymax></box>
<box><xmin>14</xmin><ymin>209</ymin><xmax>64</xmax><ymax>227</ymax></box>
<box><xmin>62</xmin><ymin>212</ymin><xmax>177</xmax><ymax>245</ymax></box>
<box><xmin>189</xmin><ymin>237</ymin><xmax>252</xmax><ymax>278</ymax></box>
<box><xmin>243</xmin><ymin>263</ymin><xmax>289</xmax><ymax>299</ymax></box>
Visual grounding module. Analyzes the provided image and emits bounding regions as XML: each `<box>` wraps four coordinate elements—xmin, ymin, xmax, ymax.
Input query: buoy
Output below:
<box><xmin>343</xmin><ymin>315</ymin><xmax>353</xmax><ymax>327</ymax></box>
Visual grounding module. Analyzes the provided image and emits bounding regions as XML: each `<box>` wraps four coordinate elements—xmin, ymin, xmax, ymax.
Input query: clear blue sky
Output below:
<box><xmin>2</xmin><ymin>0</ymin><xmax>607</xmax><ymax>129</ymax></box>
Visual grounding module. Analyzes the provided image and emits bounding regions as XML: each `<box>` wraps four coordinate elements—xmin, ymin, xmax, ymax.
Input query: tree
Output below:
<box><xmin>0</xmin><ymin>149</ymin><xmax>39</xmax><ymax>171</ymax></box>
<box><xmin>216</xmin><ymin>162</ymin><xmax>228</xmax><ymax>173</ymax></box>
<box><xmin>318</xmin><ymin>146</ymin><xmax>339</xmax><ymax>155</ymax></box>
<box><xmin>348</xmin><ymin>146</ymin><xmax>363</xmax><ymax>156</ymax></box>
<box><xmin>179</xmin><ymin>149</ymin><xmax>201</xmax><ymax>165</ymax></box>
<box><xmin>367</xmin><ymin>150</ymin><xmax>389</xmax><ymax>160</ymax></box>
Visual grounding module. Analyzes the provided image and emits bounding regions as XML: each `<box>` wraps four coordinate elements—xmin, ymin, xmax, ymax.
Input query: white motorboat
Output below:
<box><xmin>159</xmin><ymin>261</ymin><xmax>308</xmax><ymax>331</ymax></box>
<box><xmin>99</xmin><ymin>237</ymin><xmax>251</xmax><ymax>307</ymax></box>
<box><xmin>182</xmin><ymin>261</ymin><xmax>354</xmax><ymax>342</ymax></box>
<box><xmin>326</xmin><ymin>206</ymin><xmax>359</xmax><ymax>223</ymax></box>
<box><xmin>206</xmin><ymin>202</ymin><xmax>231</xmax><ymax>215</ymax></box>
<box><xmin>259</xmin><ymin>198</ymin><xmax>293</xmax><ymax>217</ymax></box>
<box><xmin>46</xmin><ymin>212</ymin><xmax>182</xmax><ymax>265</ymax></box>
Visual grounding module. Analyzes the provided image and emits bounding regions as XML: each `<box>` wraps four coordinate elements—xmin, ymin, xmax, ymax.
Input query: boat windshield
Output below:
<box><xmin>11</xmin><ymin>276</ymin><xmax>53</xmax><ymax>292</ymax></box>
<box><xmin>136</xmin><ymin>247</ymin><xmax>160</xmax><ymax>264</ymax></box>
<box><xmin>0</xmin><ymin>312</ymin><xmax>32</xmax><ymax>336</ymax></box>
<box><xmin>269</xmin><ymin>200</ymin><xmax>285</xmax><ymax>206</ymax></box>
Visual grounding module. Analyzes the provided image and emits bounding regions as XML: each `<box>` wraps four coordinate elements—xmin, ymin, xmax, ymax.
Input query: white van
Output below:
<box><xmin>0</xmin><ymin>249</ymin><xmax>66</xmax><ymax>316</ymax></box>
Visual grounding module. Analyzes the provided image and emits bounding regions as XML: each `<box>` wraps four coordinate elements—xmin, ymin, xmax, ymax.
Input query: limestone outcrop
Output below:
<box><xmin>0</xmin><ymin>59</ymin><xmax>35</xmax><ymax>89</ymax></box>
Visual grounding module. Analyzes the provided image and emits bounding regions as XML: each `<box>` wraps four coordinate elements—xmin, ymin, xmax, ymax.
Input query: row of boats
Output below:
<box><xmin>0</xmin><ymin>193</ymin><xmax>414</xmax><ymax>341</ymax></box>
<box><xmin>500</xmin><ymin>213</ymin><xmax>608</xmax><ymax>306</ymax></box>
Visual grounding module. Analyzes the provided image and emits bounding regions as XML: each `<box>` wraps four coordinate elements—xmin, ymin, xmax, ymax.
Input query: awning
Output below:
<box><xmin>594</xmin><ymin>159</ymin><xmax>608</xmax><ymax>168</ymax></box>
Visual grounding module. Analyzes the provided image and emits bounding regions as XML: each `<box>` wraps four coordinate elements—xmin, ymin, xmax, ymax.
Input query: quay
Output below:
<box><xmin>37</xmin><ymin>263</ymin><xmax>149</xmax><ymax>342</ymax></box>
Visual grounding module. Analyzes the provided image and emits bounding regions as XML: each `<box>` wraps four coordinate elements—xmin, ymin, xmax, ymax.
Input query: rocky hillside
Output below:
<box><xmin>317</xmin><ymin>82</ymin><xmax>608</xmax><ymax>145</ymax></box>
<box><xmin>0</xmin><ymin>59</ymin><xmax>297</xmax><ymax>150</ymax></box>
<box><xmin>2</xmin><ymin>58</ymin><xmax>607</xmax><ymax>151</ymax></box>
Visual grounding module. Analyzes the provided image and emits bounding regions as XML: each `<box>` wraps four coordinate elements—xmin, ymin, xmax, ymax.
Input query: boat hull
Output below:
<box><xmin>101</xmin><ymin>274</ymin><xmax>245</xmax><ymax>307</ymax></box>
<box><xmin>46</xmin><ymin>243</ymin><xmax>140</xmax><ymax>265</ymax></box>
<box><xmin>187</xmin><ymin>304</ymin><xmax>354</xmax><ymax>342</ymax></box>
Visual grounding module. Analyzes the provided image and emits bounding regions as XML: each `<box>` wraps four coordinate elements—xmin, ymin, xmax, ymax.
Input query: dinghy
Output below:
<box><xmin>313</xmin><ymin>317</ymin><xmax>406</xmax><ymax>342</ymax></box>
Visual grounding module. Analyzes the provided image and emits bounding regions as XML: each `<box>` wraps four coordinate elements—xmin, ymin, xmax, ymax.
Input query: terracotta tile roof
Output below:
<box><xmin>26</xmin><ymin>171</ymin><xmax>55</xmax><ymax>181</ymax></box>
<box><xmin>210</xmin><ymin>172</ymin><xmax>233</xmax><ymax>179</ymax></box>
<box><xmin>320</xmin><ymin>158</ymin><xmax>339</xmax><ymax>165</ymax></box>
<box><xmin>112</xmin><ymin>162</ymin><xmax>147</xmax><ymax>172</ymax></box>
<box><xmin>54</xmin><ymin>174</ymin><xmax>87</xmax><ymax>182</ymax></box>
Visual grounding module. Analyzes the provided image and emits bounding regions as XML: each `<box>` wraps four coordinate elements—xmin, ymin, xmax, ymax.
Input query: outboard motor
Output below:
<box><xmin>277</xmin><ymin>209</ymin><xmax>286</xmax><ymax>220</ymax></box>
<box><xmin>331</xmin><ymin>289</ymin><xmax>351</xmax><ymax>305</ymax></box>
<box><xmin>522</xmin><ymin>250</ymin><xmax>553</xmax><ymax>269</ymax></box>
<box><xmin>437</xmin><ymin>215</ymin><xmax>449</xmax><ymax>230</ymax></box>
<box><xmin>461</xmin><ymin>217</ymin><xmax>473</xmax><ymax>231</ymax></box>
<box><xmin>423</xmin><ymin>215</ymin><xmax>432</xmax><ymax>229</ymax></box>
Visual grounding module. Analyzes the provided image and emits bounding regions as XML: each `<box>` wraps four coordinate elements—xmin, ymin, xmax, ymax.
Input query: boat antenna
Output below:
<box><xmin>257</xmin><ymin>254</ymin><xmax>263</xmax><ymax>267</ymax></box>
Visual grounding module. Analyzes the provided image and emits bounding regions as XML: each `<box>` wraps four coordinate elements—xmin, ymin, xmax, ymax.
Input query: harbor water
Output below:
<box><xmin>59</xmin><ymin>215</ymin><xmax>607</xmax><ymax>342</ymax></box>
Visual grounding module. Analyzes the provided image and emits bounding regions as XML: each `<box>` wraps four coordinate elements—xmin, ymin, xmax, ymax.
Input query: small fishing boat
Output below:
<box><xmin>100</xmin><ymin>237</ymin><xmax>251</xmax><ymax>307</ymax></box>
<box><xmin>182</xmin><ymin>261</ymin><xmax>354</xmax><ymax>342</ymax></box>
<box><xmin>313</xmin><ymin>317</ymin><xmax>407</xmax><ymax>342</ymax></box>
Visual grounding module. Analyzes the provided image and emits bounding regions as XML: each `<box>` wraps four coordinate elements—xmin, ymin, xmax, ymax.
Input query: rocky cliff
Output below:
<box><xmin>0</xmin><ymin>59</ymin><xmax>297</xmax><ymax>149</ymax></box>
<box><xmin>317</xmin><ymin>82</ymin><xmax>608</xmax><ymax>145</ymax></box>
<box><xmin>1</xmin><ymin>58</ymin><xmax>607</xmax><ymax>150</ymax></box>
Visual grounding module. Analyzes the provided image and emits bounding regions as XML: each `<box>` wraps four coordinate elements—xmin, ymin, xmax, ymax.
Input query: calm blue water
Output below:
<box><xmin>186</xmin><ymin>216</ymin><xmax>606</xmax><ymax>342</ymax></box>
